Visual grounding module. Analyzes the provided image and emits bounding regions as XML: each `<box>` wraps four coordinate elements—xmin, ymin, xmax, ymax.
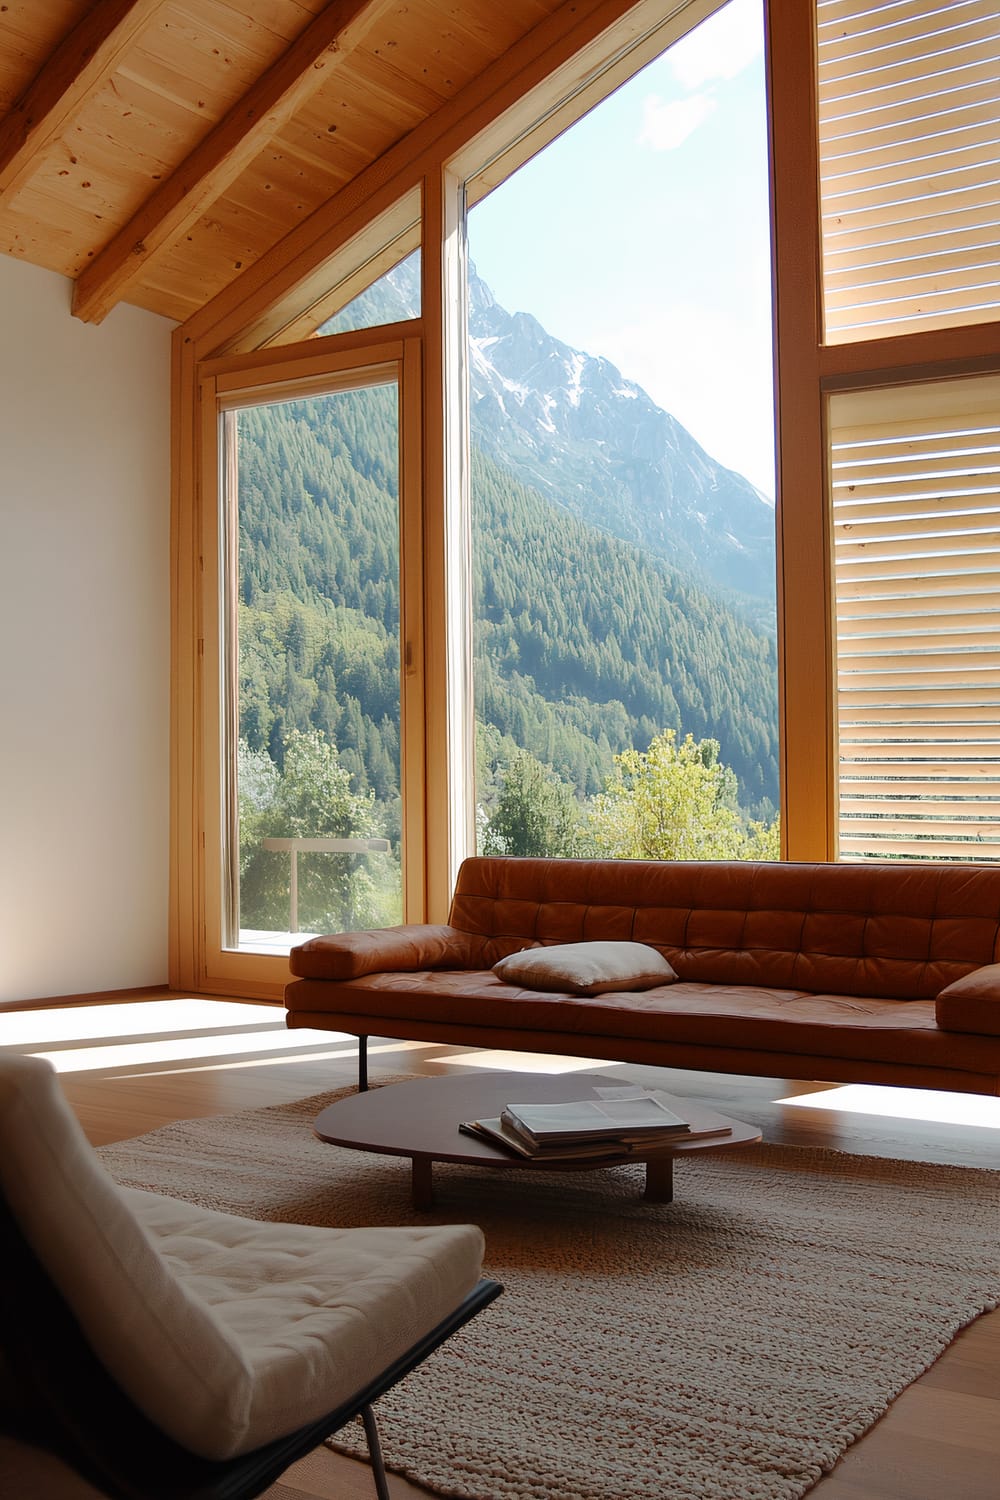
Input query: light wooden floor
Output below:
<box><xmin>4</xmin><ymin>993</ymin><xmax>999</xmax><ymax>1500</ymax></box>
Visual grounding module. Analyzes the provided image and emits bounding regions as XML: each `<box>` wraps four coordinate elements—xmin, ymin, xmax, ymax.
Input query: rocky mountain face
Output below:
<box><xmin>325</xmin><ymin>256</ymin><xmax>776</xmax><ymax>607</ymax></box>
<box><xmin>467</xmin><ymin>270</ymin><xmax>775</xmax><ymax>604</ymax></box>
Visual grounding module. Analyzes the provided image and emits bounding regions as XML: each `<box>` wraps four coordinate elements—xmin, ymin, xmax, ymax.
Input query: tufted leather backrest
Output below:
<box><xmin>448</xmin><ymin>857</ymin><xmax>1000</xmax><ymax>1000</ymax></box>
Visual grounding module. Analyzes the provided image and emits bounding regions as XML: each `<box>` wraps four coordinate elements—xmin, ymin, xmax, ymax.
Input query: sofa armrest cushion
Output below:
<box><xmin>935</xmin><ymin>964</ymin><xmax>1000</xmax><ymax>1035</ymax></box>
<box><xmin>290</xmin><ymin>925</ymin><xmax>478</xmax><ymax>981</ymax></box>
<box><xmin>492</xmin><ymin>941</ymin><xmax>677</xmax><ymax>996</ymax></box>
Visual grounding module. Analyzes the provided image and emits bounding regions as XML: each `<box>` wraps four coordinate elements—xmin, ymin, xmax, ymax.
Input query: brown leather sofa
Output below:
<box><xmin>285</xmin><ymin>856</ymin><xmax>1000</xmax><ymax>1095</ymax></box>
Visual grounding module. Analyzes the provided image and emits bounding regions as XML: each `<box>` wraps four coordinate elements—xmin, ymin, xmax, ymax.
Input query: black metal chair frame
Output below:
<box><xmin>0</xmin><ymin>1189</ymin><xmax>501</xmax><ymax>1500</ymax></box>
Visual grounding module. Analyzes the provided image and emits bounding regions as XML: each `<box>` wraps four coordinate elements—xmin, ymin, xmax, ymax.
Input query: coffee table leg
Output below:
<box><xmin>643</xmin><ymin>1155</ymin><xmax>674</xmax><ymax>1203</ymax></box>
<box><xmin>411</xmin><ymin>1155</ymin><xmax>434</xmax><ymax>1210</ymax></box>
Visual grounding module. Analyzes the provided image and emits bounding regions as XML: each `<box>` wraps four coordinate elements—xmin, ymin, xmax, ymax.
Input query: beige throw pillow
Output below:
<box><xmin>493</xmin><ymin>940</ymin><xmax>677</xmax><ymax>995</ymax></box>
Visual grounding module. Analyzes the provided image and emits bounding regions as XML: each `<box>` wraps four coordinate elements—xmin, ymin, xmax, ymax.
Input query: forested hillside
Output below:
<box><xmin>237</xmin><ymin>392</ymin><xmax>778</xmax><ymax>822</ymax></box>
<box><xmin>237</xmin><ymin>387</ymin><xmax>402</xmax><ymax>816</ymax></box>
<box><xmin>473</xmin><ymin>449</ymin><xmax>777</xmax><ymax>809</ymax></box>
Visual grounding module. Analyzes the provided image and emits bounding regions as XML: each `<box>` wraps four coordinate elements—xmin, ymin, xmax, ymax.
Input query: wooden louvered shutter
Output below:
<box><xmin>830</xmin><ymin>374</ymin><xmax>1000</xmax><ymax>860</ymax></box>
<box><xmin>817</xmin><ymin>0</ymin><xmax>1000</xmax><ymax>343</ymax></box>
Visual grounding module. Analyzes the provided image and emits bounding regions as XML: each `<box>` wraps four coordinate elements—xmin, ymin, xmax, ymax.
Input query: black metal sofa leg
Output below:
<box><xmin>359</xmin><ymin>1404</ymin><xmax>390</xmax><ymax>1500</ymax></box>
<box><xmin>358</xmin><ymin>1035</ymin><xmax>369</xmax><ymax>1091</ymax></box>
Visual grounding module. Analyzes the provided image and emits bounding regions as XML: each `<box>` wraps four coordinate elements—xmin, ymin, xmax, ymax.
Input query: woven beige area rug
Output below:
<box><xmin>98</xmin><ymin>1082</ymin><xmax>1000</xmax><ymax>1500</ymax></box>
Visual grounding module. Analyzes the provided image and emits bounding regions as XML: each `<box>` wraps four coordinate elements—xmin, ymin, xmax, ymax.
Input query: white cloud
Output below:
<box><xmin>638</xmin><ymin>92</ymin><xmax>716</xmax><ymax>152</ymax></box>
<box><xmin>668</xmin><ymin>0</ymin><xmax>763</xmax><ymax>92</ymax></box>
<box><xmin>637</xmin><ymin>0</ymin><xmax>763</xmax><ymax>152</ymax></box>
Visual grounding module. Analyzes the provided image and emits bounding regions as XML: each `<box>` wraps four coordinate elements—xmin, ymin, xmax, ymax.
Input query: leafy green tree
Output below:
<box><xmin>481</xmin><ymin>748</ymin><xmax>589</xmax><ymax>857</ymax></box>
<box><xmin>239</xmin><ymin>729</ymin><xmax>400</xmax><ymax>934</ymax></box>
<box><xmin>742</xmin><ymin>815</ymin><xmax>782</xmax><ymax>861</ymax></box>
<box><xmin>589</xmin><ymin>729</ymin><xmax>779</xmax><ymax>861</ymax></box>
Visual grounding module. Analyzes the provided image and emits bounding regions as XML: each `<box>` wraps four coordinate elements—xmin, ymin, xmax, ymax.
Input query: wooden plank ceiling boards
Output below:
<box><xmin>0</xmin><ymin>0</ymin><xmax>567</xmax><ymax>327</ymax></box>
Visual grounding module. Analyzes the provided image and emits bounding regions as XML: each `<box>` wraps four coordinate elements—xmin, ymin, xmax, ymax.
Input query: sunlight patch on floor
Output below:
<box><xmin>0</xmin><ymin>998</ymin><xmax>282</xmax><ymax>1048</ymax></box>
<box><xmin>119</xmin><ymin>1037</ymin><xmax>439</xmax><ymax>1080</ymax></box>
<box><xmin>434</xmin><ymin>1049</ymin><xmax>626</xmax><ymax>1075</ymax></box>
<box><xmin>115</xmin><ymin>1048</ymin><xmax>359</xmax><ymax>1078</ymax></box>
<box><xmin>0</xmin><ymin>998</ymin><xmax>359</xmax><ymax>1074</ymax></box>
<box><xmin>779</xmin><ymin>1083</ymin><xmax>1000</xmax><ymax>1129</ymax></box>
<box><xmin>23</xmin><ymin>1025</ymin><xmax>352</xmax><ymax>1074</ymax></box>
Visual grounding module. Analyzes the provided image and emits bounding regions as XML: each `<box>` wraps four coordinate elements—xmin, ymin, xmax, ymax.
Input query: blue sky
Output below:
<box><xmin>467</xmin><ymin>0</ymin><xmax>775</xmax><ymax>498</ymax></box>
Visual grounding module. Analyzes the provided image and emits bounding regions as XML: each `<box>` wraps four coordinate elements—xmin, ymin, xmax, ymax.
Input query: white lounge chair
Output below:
<box><xmin>0</xmin><ymin>1054</ymin><xmax>501</xmax><ymax>1499</ymax></box>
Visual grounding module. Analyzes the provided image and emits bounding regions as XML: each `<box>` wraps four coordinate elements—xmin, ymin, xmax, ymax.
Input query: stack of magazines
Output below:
<box><xmin>459</xmin><ymin>1085</ymin><xmax>732</xmax><ymax>1159</ymax></box>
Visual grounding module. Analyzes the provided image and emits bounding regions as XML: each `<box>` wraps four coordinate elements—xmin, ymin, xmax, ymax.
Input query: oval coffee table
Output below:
<box><xmin>313</xmin><ymin>1071</ymin><xmax>761</xmax><ymax>1209</ymax></box>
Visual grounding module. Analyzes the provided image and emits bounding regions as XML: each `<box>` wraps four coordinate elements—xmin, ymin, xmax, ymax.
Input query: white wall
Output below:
<box><xmin>0</xmin><ymin>256</ymin><xmax>174</xmax><ymax>1002</ymax></box>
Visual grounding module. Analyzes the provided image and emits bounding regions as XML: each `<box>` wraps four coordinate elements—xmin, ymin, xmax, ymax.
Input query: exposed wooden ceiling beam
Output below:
<box><xmin>185</xmin><ymin>0</ymin><xmax>667</xmax><ymax>357</ymax></box>
<box><xmin>0</xmin><ymin>0</ymin><xmax>165</xmax><ymax>205</ymax></box>
<box><xmin>71</xmin><ymin>0</ymin><xmax>395</xmax><ymax>325</ymax></box>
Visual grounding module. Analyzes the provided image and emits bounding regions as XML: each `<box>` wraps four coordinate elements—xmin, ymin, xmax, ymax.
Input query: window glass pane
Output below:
<box><xmin>818</xmin><ymin>0</ymin><xmax>1000</xmax><ymax>343</ymax></box>
<box><xmin>466</xmin><ymin>0</ymin><xmax>779</xmax><ymax>861</ymax></box>
<box><xmin>830</xmin><ymin>372</ymin><xmax>1000</xmax><ymax>860</ymax></box>
<box><xmin>223</xmin><ymin>382</ymin><xmax>402</xmax><ymax>951</ymax></box>
<box><xmin>317</xmin><ymin>250</ymin><xmax>420</xmax><ymax>336</ymax></box>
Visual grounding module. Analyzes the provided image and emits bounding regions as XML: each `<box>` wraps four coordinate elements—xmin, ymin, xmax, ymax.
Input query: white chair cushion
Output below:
<box><xmin>125</xmin><ymin>1188</ymin><xmax>485</xmax><ymax>1454</ymax></box>
<box><xmin>0</xmin><ymin>1055</ymin><xmax>484</xmax><ymax>1460</ymax></box>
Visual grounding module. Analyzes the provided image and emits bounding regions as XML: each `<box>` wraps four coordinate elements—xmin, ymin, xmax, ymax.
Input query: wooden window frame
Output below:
<box><xmin>179</xmin><ymin>330</ymin><xmax>423</xmax><ymax>996</ymax></box>
<box><xmin>170</xmin><ymin>0</ymin><xmax>1000</xmax><ymax>996</ymax></box>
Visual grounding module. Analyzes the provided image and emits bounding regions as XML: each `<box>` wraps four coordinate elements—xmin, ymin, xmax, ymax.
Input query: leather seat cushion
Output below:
<box><xmin>285</xmin><ymin>971</ymin><xmax>991</xmax><ymax>1072</ymax></box>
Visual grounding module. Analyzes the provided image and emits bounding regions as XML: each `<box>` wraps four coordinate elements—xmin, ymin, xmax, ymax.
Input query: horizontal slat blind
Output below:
<box><xmin>830</xmin><ymin>374</ymin><xmax>1000</xmax><ymax>861</ymax></box>
<box><xmin>817</xmin><ymin>0</ymin><xmax>1000</xmax><ymax>343</ymax></box>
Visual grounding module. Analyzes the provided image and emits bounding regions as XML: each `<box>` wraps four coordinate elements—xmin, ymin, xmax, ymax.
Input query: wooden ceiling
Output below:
<box><xmin>0</xmin><ymin>0</ymin><xmax>569</xmax><ymax>328</ymax></box>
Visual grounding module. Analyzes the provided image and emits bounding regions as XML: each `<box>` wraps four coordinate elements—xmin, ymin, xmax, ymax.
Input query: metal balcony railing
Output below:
<box><xmin>261</xmin><ymin>836</ymin><xmax>391</xmax><ymax>932</ymax></box>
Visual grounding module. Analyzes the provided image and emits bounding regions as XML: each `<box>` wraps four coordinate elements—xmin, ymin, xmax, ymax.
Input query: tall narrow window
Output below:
<box><xmin>220</xmin><ymin>377</ymin><xmax>403</xmax><ymax>952</ymax></box>
<box><xmin>466</xmin><ymin>0</ymin><xmax>778</xmax><ymax>863</ymax></box>
<box><xmin>830</xmin><ymin>373</ymin><xmax>1000</xmax><ymax>860</ymax></box>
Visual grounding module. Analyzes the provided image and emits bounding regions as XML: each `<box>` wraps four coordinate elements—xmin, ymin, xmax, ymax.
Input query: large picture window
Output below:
<box><xmin>467</xmin><ymin>0</ymin><xmax>779</xmax><ymax>864</ymax></box>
